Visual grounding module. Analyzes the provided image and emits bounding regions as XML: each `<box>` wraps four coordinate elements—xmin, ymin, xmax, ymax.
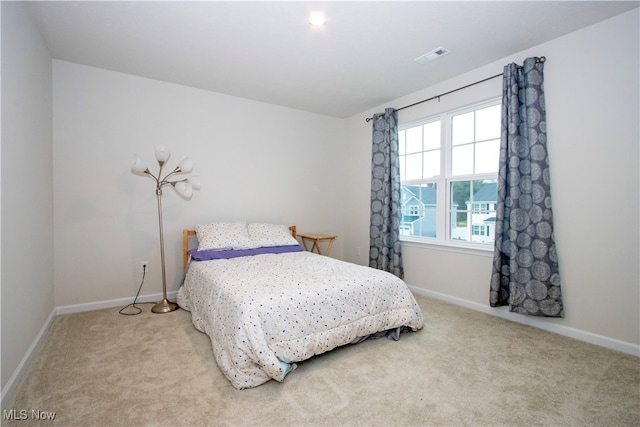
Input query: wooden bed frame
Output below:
<box><xmin>182</xmin><ymin>225</ymin><xmax>297</xmax><ymax>269</ymax></box>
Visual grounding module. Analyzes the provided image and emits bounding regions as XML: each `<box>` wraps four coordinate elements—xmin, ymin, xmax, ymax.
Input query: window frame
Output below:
<box><xmin>398</xmin><ymin>97</ymin><xmax>501</xmax><ymax>256</ymax></box>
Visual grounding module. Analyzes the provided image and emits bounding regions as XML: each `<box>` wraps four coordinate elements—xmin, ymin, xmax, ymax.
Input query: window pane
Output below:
<box><xmin>398</xmin><ymin>130</ymin><xmax>406</xmax><ymax>155</ymax></box>
<box><xmin>423</xmin><ymin>150</ymin><xmax>440</xmax><ymax>178</ymax></box>
<box><xmin>475</xmin><ymin>139</ymin><xmax>499</xmax><ymax>174</ymax></box>
<box><xmin>451</xmin><ymin>144</ymin><xmax>473</xmax><ymax>176</ymax></box>
<box><xmin>449</xmin><ymin>180</ymin><xmax>497</xmax><ymax>243</ymax></box>
<box><xmin>405</xmin><ymin>126</ymin><xmax>422</xmax><ymax>153</ymax></box>
<box><xmin>423</xmin><ymin>121</ymin><xmax>440</xmax><ymax>150</ymax></box>
<box><xmin>475</xmin><ymin>105</ymin><xmax>501</xmax><ymax>141</ymax></box>
<box><xmin>469</xmin><ymin>179</ymin><xmax>497</xmax><ymax>243</ymax></box>
<box><xmin>452</xmin><ymin>112</ymin><xmax>474</xmax><ymax>146</ymax></box>
<box><xmin>401</xmin><ymin>184</ymin><xmax>437</xmax><ymax>238</ymax></box>
<box><xmin>405</xmin><ymin>153</ymin><xmax>422</xmax><ymax>180</ymax></box>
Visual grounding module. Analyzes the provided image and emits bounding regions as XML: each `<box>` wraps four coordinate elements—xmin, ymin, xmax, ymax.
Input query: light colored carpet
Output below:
<box><xmin>4</xmin><ymin>295</ymin><xmax>639</xmax><ymax>426</ymax></box>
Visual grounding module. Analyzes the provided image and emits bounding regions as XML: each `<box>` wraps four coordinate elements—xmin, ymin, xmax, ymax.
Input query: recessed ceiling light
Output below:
<box><xmin>414</xmin><ymin>47</ymin><xmax>451</xmax><ymax>65</ymax></box>
<box><xmin>309</xmin><ymin>13</ymin><xmax>326</xmax><ymax>26</ymax></box>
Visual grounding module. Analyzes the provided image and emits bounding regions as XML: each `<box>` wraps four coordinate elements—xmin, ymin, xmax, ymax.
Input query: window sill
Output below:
<box><xmin>400</xmin><ymin>237</ymin><xmax>494</xmax><ymax>258</ymax></box>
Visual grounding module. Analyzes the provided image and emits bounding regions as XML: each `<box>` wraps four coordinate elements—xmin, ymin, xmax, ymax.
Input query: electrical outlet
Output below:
<box><xmin>139</xmin><ymin>261</ymin><xmax>149</xmax><ymax>273</ymax></box>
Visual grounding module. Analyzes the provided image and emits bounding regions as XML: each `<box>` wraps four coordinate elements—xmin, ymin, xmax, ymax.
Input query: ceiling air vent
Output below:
<box><xmin>414</xmin><ymin>47</ymin><xmax>450</xmax><ymax>65</ymax></box>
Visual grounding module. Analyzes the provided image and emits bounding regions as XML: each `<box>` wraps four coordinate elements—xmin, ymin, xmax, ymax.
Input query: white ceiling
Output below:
<box><xmin>26</xmin><ymin>1</ymin><xmax>638</xmax><ymax>118</ymax></box>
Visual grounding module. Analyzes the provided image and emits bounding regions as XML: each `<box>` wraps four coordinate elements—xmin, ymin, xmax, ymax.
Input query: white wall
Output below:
<box><xmin>1</xmin><ymin>2</ymin><xmax>54</xmax><ymax>392</ymax></box>
<box><xmin>343</xmin><ymin>9</ymin><xmax>640</xmax><ymax>348</ymax></box>
<box><xmin>53</xmin><ymin>61</ymin><xmax>345</xmax><ymax>307</ymax></box>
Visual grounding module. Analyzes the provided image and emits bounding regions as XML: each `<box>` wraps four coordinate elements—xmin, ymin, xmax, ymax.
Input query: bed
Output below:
<box><xmin>177</xmin><ymin>222</ymin><xmax>424</xmax><ymax>389</ymax></box>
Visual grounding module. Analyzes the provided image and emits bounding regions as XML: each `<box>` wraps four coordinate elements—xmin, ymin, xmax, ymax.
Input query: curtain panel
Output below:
<box><xmin>369</xmin><ymin>108</ymin><xmax>404</xmax><ymax>278</ymax></box>
<box><xmin>490</xmin><ymin>57</ymin><xmax>564</xmax><ymax>317</ymax></box>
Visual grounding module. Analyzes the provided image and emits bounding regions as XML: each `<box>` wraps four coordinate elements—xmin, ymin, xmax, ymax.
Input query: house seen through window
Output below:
<box><xmin>399</xmin><ymin>99</ymin><xmax>500</xmax><ymax>246</ymax></box>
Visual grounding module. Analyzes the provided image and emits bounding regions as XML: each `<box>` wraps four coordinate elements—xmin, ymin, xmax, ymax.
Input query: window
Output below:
<box><xmin>472</xmin><ymin>225</ymin><xmax>486</xmax><ymax>236</ymax></box>
<box><xmin>398</xmin><ymin>99</ymin><xmax>500</xmax><ymax>247</ymax></box>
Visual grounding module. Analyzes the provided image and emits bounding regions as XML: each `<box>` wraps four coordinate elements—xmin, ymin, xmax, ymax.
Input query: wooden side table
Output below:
<box><xmin>298</xmin><ymin>233</ymin><xmax>337</xmax><ymax>256</ymax></box>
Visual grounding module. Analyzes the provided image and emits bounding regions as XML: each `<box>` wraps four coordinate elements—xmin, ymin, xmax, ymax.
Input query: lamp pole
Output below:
<box><xmin>152</xmin><ymin>186</ymin><xmax>177</xmax><ymax>313</ymax></box>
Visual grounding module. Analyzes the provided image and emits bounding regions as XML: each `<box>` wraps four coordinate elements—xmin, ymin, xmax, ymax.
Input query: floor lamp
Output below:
<box><xmin>131</xmin><ymin>145</ymin><xmax>200</xmax><ymax>313</ymax></box>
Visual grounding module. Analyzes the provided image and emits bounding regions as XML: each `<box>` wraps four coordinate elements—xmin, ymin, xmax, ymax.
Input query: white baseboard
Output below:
<box><xmin>56</xmin><ymin>291</ymin><xmax>179</xmax><ymax>315</ymax></box>
<box><xmin>1</xmin><ymin>308</ymin><xmax>56</xmax><ymax>410</ymax></box>
<box><xmin>1</xmin><ymin>291</ymin><xmax>180</xmax><ymax>410</ymax></box>
<box><xmin>409</xmin><ymin>285</ymin><xmax>640</xmax><ymax>357</ymax></box>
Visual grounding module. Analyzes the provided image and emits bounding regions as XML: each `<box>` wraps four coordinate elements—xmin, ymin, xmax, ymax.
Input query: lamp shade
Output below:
<box><xmin>174</xmin><ymin>181</ymin><xmax>193</xmax><ymax>199</ymax></box>
<box><xmin>187</xmin><ymin>175</ymin><xmax>201</xmax><ymax>190</ymax></box>
<box><xmin>177</xmin><ymin>157</ymin><xmax>193</xmax><ymax>174</ymax></box>
<box><xmin>131</xmin><ymin>155</ymin><xmax>148</xmax><ymax>174</ymax></box>
<box><xmin>155</xmin><ymin>145</ymin><xmax>171</xmax><ymax>163</ymax></box>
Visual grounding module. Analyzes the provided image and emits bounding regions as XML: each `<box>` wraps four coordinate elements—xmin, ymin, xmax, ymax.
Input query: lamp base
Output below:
<box><xmin>151</xmin><ymin>298</ymin><xmax>178</xmax><ymax>314</ymax></box>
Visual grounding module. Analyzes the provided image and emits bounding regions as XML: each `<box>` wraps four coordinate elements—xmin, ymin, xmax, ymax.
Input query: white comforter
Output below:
<box><xmin>177</xmin><ymin>251</ymin><xmax>424</xmax><ymax>389</ymax></box>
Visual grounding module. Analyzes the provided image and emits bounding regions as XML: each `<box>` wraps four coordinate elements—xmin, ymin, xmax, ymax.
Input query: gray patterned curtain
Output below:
<box><xmin>370</xmin><ymin>108</ymin><xmax>403</xmax><ymax>278</ymax></box>
<box><xmin>490</xmin><ymin>57</ymin><xmax>564</xmax><ymax>317</ymax></box>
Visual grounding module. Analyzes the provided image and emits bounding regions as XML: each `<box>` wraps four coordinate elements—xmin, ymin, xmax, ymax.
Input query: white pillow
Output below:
<box><xmin>248</xmin><ymin>223</ymin><xmax>299</xmax><ymax>247</ymax></box>
<box><xmin>195</xmin><ymin>222</ymin><xmax>256</xmax><ymax>250</ymax></box>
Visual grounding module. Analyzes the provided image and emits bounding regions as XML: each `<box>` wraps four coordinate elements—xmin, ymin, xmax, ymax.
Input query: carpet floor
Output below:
<box><xmin>4</xmin><ymin>295</ymin><xmax>639</xmax><ymax>426</ymax></box>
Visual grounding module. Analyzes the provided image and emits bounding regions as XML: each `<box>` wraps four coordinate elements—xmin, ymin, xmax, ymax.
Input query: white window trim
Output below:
<box><xmin>401</xmin><ymin>236</ymin><xmax>494</xmax><ymax>257</ymax></box>
<box><xmin>398</xmin><ymin>97</ymin><xmax>500</xmax><ymax>255</ymax></box>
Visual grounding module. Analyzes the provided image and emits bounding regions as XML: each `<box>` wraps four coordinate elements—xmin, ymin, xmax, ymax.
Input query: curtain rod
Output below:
<box><xmin>365</xmin><ymin>56</ymin><xmax>547</xmax><ymax>122</ymax></box>
<box><xmin>365</xmin><ymin>73</ymin><xmax>501</xmax><ymax>122</ymax></box>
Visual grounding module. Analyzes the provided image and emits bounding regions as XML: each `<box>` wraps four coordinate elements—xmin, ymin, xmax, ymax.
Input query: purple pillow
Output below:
<box><xmin>189</xmin><ymin>244</ymin><xmax>304</xmax><ymax>261</ymax></box>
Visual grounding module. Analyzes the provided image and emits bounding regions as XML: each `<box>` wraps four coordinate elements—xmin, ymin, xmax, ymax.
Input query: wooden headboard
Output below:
<box><xmin>182</xmin><ymin>229</ymin><xmax>197</xmax><ymax>269</ymax></box>
<box><xmin>183</xmin><ymin>225</ymin><xmax>297</xmax><ymax>269</ymax></box>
